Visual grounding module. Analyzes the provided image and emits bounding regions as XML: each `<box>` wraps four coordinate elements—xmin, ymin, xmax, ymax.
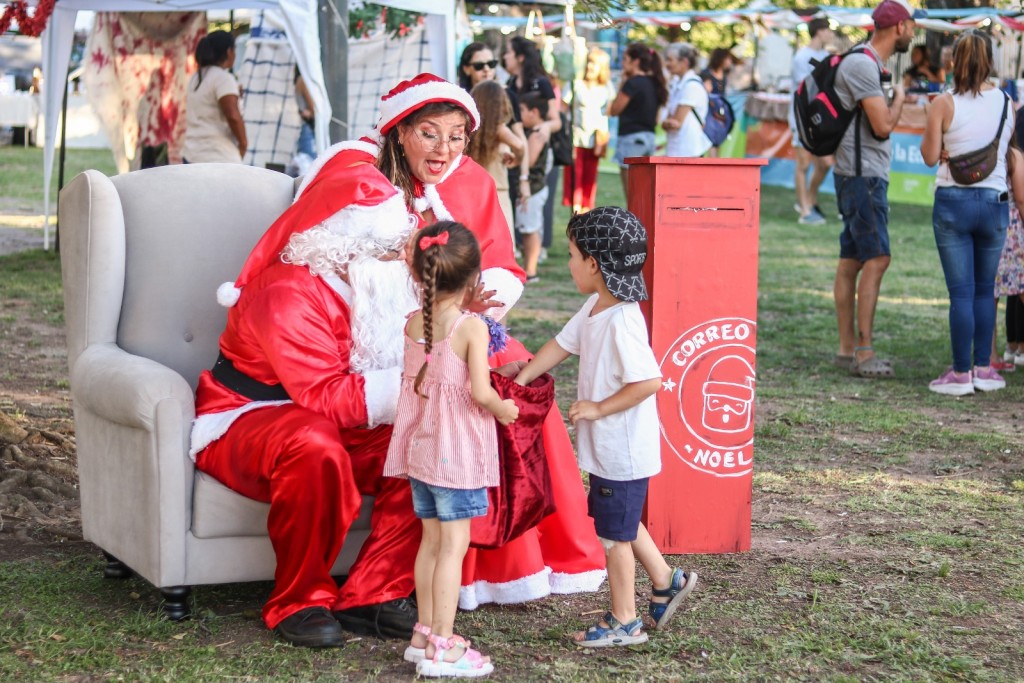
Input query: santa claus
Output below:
<box><xmin>191</xmin><ymin>73</ymin><xmax>606</xmax><ymax>648</ymax></box>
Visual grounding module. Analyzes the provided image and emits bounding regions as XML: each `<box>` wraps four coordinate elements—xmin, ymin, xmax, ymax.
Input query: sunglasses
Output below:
<box><xmin>470</xmin><ymin>60</ymin><xmax>499</xmax><ymax>72</ymax></box>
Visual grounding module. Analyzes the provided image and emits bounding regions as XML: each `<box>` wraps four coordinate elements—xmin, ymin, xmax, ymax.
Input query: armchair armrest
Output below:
<box><xmin>71</xmin><ymin>343</ymin><xmax>195</xmax><ymax>429</ymax></box>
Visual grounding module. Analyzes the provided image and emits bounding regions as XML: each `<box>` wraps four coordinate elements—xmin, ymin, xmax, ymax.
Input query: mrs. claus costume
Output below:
<box><xmin>191</xmin><ymin>74</ymin><xmax>605</xmax><ymax>638</ymax></box>
<box><xmin>349</xmin><ymin>74</ymin><xmax>606</xmax><ymax>609</ymax></box>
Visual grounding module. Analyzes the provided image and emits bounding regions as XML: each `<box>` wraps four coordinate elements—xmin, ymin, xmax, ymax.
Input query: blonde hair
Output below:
<box><xmin>585</xmin><ymin>48</ymin><xmax>611</xmax><ymax>86</ymax></box>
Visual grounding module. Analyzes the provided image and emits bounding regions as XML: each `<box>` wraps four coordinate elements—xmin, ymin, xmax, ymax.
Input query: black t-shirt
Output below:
<box><xmin>700</xmin><ymin>69</ymin><xmax>726</xmax><ymax>96</ymax></box>
<box><xmin>617</xmin><ymin>75</ymin><xmax>658</xmax><ymax>136</ymax></box>
<box><xmin>507</xmin><ymin>75</ymin><xmax>556</xmax><ymax>123</ymax></box>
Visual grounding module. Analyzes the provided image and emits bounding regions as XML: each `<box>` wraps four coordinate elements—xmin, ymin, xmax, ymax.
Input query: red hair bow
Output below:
<box><xmin>419</xmin><ymin>231</ymin><xmax>449</xmax><ymax>250</ymax></box>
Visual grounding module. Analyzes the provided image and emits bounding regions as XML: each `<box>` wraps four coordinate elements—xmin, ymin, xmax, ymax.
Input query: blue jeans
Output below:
<box><xmin>932</xmin><ymin>186</ymin><xmax>1010</xmax><ymax>372</ymax></box>
<box><xmin>296</xmin><ymin>121</ymin><xmax>315</xmax><ymax>157</ymax></box>
<box><xmin>409</xmin><ymin>478</ymin><xmax>488</xmax><ymax>522</ymax></box>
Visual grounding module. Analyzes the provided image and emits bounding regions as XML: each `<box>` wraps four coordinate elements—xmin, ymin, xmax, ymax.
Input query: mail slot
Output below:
<box><xmin>625</xmin><ymin>156</ymin><xmax>768</xmax><ymax>554</ymax></box>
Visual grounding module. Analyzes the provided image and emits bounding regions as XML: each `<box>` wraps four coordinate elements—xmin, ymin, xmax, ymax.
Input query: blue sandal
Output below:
<box><xmin>649</xmin><ymin>568</ymin><xmax>698</xmax><ymax>630</ymax></box>
<box><xmin>576</xmin><ymin>611</ymin><xmax>648</xmax><ymax>648</ymax></box>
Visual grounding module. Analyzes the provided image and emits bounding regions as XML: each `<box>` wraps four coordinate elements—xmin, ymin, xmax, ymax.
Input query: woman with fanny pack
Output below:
<box><xmin>921</xmin><ymin>29</ymin><xmax>1014</xmax><ymax>396</ymax></box>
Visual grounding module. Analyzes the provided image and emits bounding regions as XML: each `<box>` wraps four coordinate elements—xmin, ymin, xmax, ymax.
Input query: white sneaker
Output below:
<box><xmin>1016</xmin><ymin>351</ymin><xmax>1024</xmax><ymax>367</ymax></box>
<box><xmin>973</xmin><ymin>366</ymin><xmax>1006</xmax><ymax>392</ymax></box>
<box><xmin>1005</xmin><ymin>348</ymin><xmax>1017</xmax><ymax>363</ymax></box>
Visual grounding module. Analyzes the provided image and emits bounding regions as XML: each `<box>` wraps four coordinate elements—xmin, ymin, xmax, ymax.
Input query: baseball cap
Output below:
<box><xmin>568</xmin><ymin>207</ymin><xmax>649</xmax><ymax>303</ymax></box>
<box><xmin>872</xmin><ymin>0</ymin><xmax>926</xmax><ymax>29</ymax></box>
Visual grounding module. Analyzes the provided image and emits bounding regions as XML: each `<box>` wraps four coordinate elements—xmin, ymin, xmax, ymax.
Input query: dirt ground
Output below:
<box><xmin>0</xmin><ymin>232</ymin><xmax>80</xmax><ymax>550</ymax></box>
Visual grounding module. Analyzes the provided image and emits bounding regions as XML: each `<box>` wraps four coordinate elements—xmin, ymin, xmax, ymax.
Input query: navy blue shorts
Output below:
<box><xmin>587</xmin><ymin>474</ymin><xmax>649</xmax><ymax>542</ymax></box>
<box><xmin>835</xmin><ymin>174</ymin><xmax>890</xmax><ymax>262</ymax></box>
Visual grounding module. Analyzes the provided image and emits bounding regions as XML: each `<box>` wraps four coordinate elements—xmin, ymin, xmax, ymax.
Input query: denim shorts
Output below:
<box><xmin>587</xmin><ymin>474</ymin><xmax>649</xmax><ymax>542</ymax></box>
<box><xmin>613</xmin><ymin>131</ymin><xmax>656</xmax><ymax>167</ymax></box>
<box><xmin>835</xmin><ymin>174</ymin><xmax>890</xmax><ymax>262</ymax></box>
<box><xmin>409</xmin><ymin>478</ymin><xmax>488</xmax><ymax>522</ymax></box>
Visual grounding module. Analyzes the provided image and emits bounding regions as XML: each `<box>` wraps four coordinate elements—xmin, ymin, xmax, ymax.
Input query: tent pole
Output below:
<box><xmin>54</xmin><ymin>65</ymin><xmax>71</xmax><ymax>252</ymax></box>
<box><xmin>320</xmin><ymin>0</ymin><xmax>348</xmax><ymax>143</ymax></box>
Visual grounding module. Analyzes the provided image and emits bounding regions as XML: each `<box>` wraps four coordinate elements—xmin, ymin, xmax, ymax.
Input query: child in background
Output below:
<box><xmin>516</xmin><ymin>91</ymin><xmax>553</xmax><ymax>284</ymax></box>
<box><xmin>513</xmin><ymin>207</ymin><xmax>697</xmax><ymax>648</ymax></box>
<box><xmin>383</xmin><ymin>222</ymin><xmax>518</xmax><ymax>677</ymax></box>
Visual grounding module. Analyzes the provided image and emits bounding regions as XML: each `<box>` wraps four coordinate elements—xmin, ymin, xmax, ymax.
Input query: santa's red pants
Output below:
<box><xmin>196</xmin><ymin>404</ymin><xmax>420</xmax><ymax>629</ymax></box>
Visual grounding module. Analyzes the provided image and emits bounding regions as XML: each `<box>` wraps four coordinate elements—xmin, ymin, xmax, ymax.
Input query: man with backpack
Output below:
<box><xmin>790</xmin><ymin>18</ymin><xmax>835</xmax><ymax>226</ymax></box>
<box><xmin>831</xmin><ymin>0</ymin><xmax>923</xmax><ymax>378</ymax></box>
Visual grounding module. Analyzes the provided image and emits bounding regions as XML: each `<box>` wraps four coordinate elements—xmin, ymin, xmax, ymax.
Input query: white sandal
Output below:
<box><xmin>403</xmin><ymin>622</ymin><xmax>431</xmax><ymax>664</ymax></box>
<box><xmin>416</xmin><ymin>633</ymin><xmax>494</xmax><ymax>678</ymax></box>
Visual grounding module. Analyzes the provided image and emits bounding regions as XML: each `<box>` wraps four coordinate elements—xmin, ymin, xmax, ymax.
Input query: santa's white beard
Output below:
<box><xmin>282</xmin><ymin>226</ymin><xmax>418</xmax><ymax>373</ymax></box>
<box><xmin>346</xmin><ymin>257</ymin><xmax>418</xmax><ymax>373</ymax></box>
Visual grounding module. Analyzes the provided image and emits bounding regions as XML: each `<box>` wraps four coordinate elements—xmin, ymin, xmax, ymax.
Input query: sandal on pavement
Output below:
<box><xmin>403</xmin><ymin>622</ymin><xmax>431</xmax><ymax>664</ymax></box>
<box><xmin>575</xmin><ymin>611</ymin><xmax>649</xmax><ymax>648</ymax></box>
<box><xmin>650</xmin><ymin>568</ymin><xmax>698</xmax><ymax>630</ymax></box>
<box><xmin>416</xmin><ymin>633</ymin><xmax>493</xmax><ymax>678</ymax></box>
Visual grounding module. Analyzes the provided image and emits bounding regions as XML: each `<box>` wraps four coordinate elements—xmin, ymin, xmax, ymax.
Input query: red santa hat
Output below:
<box><xmin>377</xmin><ymin>73</ymin><xmax>480</xmax><ymax>134</ymax></box>
<box><xmin>216</xmin><ymin>151</ymin><xmax>412</xmax><ymax>307</ymax></box>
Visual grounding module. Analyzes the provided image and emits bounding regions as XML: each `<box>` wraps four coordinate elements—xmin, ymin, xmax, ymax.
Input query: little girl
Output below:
<box><xmin>383</xmin><ymin>221</ymin><xmax>519</xmax><ymax>678</ymax></box>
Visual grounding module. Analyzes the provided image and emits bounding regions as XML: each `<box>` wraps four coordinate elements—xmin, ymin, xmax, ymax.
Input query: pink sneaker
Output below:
<box><xmin>972</xmin><ymin>366</ymin><xmax>1006</xmax><ymax>392</ymax></box>
<box><xmin>928</xmin><ymin>368</ymin><xmax>974</xmax><ymax>396</ymax></box>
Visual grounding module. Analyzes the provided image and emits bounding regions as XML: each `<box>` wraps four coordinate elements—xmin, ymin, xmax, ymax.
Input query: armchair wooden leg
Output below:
<box><xmin>102</xmin><ymin>552</ymin><xmax>133</xmax><ymax>579</ymax></box>
<box><xmin>160</xmin><ymin>586</ymin><xmax>192</xmax><ymax>621</ymax></box>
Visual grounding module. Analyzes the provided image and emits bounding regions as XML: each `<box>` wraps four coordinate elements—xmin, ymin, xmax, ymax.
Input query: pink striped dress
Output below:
<box><xmin>383</xmin><ymin>312</ymin><xmax>500</xmax><ymax>489</ymax></box>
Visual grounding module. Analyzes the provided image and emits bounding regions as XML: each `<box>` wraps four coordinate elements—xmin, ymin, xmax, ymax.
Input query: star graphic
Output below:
<box><xmin>662</xmin><ymin>378</ymin><xmax>677</xmax><ymax>392</ymax></box>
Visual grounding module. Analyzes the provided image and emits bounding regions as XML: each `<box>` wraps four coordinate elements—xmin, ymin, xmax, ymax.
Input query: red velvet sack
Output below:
<box><xmin>469</xmin><ymin>372</ymin><xmax>557</xmax><ymax>548</ymax></box>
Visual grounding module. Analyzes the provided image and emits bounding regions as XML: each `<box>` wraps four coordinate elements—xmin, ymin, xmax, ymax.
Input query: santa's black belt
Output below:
<box><xmin>211</xmin><ymin>352</ymin><xmax>291</xmax><ymax>402</ymax></box>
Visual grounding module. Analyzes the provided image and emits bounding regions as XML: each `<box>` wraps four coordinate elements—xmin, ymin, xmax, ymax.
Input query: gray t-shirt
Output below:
<box><xmin>834</xmin><ymin>46</ymin><xmax>890</xmax><ymax>179</ymax></box>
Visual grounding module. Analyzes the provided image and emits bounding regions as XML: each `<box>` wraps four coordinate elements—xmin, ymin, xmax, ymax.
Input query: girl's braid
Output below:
<box><xmin>413</xmin><ymin>247</ymin><xmax>440</xmax><ymax>398</ymax></box>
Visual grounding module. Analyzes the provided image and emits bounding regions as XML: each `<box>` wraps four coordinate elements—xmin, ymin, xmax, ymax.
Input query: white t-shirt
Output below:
<box><xmin>555</xmin><ymin>294</ymin><xmax>663</xmax><ymax>481</ymax></box>
<box><xmin>664</xmin><ymin>71</ymin><xmax>711</xmax><ymax>158</ymax></box>
<box><xmin>182</xmin><ymin>66</ymin><xmax>244</xmax><ymax>164</ymax></box>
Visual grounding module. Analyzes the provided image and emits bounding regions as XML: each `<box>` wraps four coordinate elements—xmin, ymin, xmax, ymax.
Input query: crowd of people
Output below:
<box><xmin>783</xmin><ymin>0</ymin><xmax>1019</xmax><ymax>396</ymax></box>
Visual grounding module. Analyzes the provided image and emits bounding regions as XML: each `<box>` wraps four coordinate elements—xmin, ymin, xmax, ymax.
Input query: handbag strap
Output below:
<box><xmin>991</xmin><ymin>92</ymin><xmax>1010</xmax><ymax>148</ymax></box>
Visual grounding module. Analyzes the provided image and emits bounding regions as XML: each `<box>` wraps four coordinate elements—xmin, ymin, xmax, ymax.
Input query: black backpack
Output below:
<box><xmin>549</xmin><ymin>111</ymin><xmax>574</xmax><ymax>166</ymax></box>
<box><xmin>793</xmin><ymin>46</ymin><xmax>883</xmax><ymax>161</ymax></box>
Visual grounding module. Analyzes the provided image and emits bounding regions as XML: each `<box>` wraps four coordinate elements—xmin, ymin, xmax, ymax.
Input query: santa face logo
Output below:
<box><xmin>657</xmin><ymin>318</ymin><xmax>756</xmax><ymax>478</ymax></box>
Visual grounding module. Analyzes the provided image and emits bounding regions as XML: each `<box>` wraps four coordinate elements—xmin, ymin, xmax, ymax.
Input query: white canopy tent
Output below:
<box><xmin>38</xmin><ymin>0</ymin><xmax>458</xmax><ymax>249</ymax></box>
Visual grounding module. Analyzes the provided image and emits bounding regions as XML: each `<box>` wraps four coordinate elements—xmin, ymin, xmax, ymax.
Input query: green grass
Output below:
<box><xmin>1</xmin><ymin>150</ymin><xmax>1022</xmax><ymax>680</ymax></box>
<box><xmin>0</xmin><ymin>147</ymin><xmax>117</xmax><ymax>211</ymax></box>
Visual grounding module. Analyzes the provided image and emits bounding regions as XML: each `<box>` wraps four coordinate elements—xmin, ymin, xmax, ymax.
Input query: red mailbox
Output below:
<box><xmin>626</xmin><ymin>157</ymin><xmax>767</xmax><ymax>554</ymax></box>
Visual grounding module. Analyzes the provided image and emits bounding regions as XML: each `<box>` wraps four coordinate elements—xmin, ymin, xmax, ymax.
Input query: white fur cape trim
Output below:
<box><xmin>479</xmin><ymin>267</ymin><xmax>524</xmax><ymax>322</ymax></box>
<box><xmin>411</xmin><ymin>154</ymin><xmax>463</xmax><ymax>221</ymax></box>
<box><xmin>189</xmin><ymin>401</ymin><xmax>292</xmax><ymax>460</ymax></box>
<box><xmin>459</xmin><ymin>566</ymin><xmax>607</xmax><ymax>611</ymax></box>
<box><xmin>549</xmin><ymin>568</ymin><xmax>608</xmax><ymax>595</ymax></box>
<box><xmin>363</xmin><ymin>366</ymin><xmax>402</xmax><ymax>427</ymax></box>
<box><xmin>458</xmin><ymin>567</ymin><xmax>552</xmax><ymax>611</ymax></box>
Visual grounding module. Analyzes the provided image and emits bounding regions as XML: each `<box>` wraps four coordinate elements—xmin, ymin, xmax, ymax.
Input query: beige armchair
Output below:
<box><xmin>59</xmin><ymin>164</ymin><xmax>372</xmax><ymax>620</ymax></box>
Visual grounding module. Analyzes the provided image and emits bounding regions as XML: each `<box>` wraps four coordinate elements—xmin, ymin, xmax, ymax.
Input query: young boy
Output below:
<box><xmin>514</xmin><ymin>206</ymin><xmax>697</xmax><ymax>647</ymax></box>
<box><xmin>516</xmin><ymin>91</ymin><xmax>552</xmax><ymax>283</ymax></box>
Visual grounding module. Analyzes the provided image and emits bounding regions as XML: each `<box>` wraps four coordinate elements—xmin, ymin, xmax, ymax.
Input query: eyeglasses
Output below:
<box><xmin>413</xmin><ymin>129</ymin><xmax>468</xmax><ymax>153</ymax></box>
<box><xmin>470</xmin><ymin>60</ymin><xmax>499</xmax><ymax>72</ymax></box>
